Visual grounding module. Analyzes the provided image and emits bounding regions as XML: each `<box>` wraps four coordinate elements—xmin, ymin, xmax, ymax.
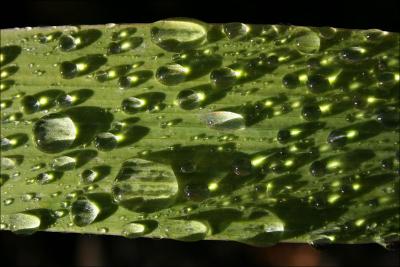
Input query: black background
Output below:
<box><xmin>1</xmin><ymin>0</ymin><xmax>399</xmax><ymax>266</ymax></box>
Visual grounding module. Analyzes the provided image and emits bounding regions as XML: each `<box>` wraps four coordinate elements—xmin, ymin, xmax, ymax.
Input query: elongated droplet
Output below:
<box><xmin>51</xmin><ymin>156</ymin><xmax>76</xmax><ymax>171</ymax></box>
<box><xmin>223</xmin><ymin>22</ymin><xmax>250</xmax><ymax>39</ymax></box>
<box><xmin>94</xmin><ymin>132</ymin><xmax>118</xmax><ymax>151</ymax></box>
<box><xmin>210</xmin><ymin>67</ymin><xmax>237</xmax><ymax>89</ymax></box>
<box><xmin>151</xmin><ymin>19</ymin><xmax>207</xmax><ymax>52</ymax></box>
<box><xmin>159</xmin><ymin>220</ymin><xmax>209</xmax><ymax>241</ymax></box>
<box><xmin>33</xmin><ymin>113</ymin><xmax>77</xmax><ymax>153</ymax></box>
<box><xmin>1</xmin><ymin>212</ymin><xmax>41</xmax><ymax>234</ymax></box>
<box><xmin>293</xmin><ymin>29</ymin><xmax>321</xmax><ymax>54</ymax></box>
<box><xmin>155</xmin><ymin>63</ymin><xmax>188</xmax><ymax>86</ymax></box>
<box><xmin>201</xmin><ymin>111</ymin><xmax>245</xmax><ymax>131</ymax></box>
<box><xmin>122</xmin><ymin>220</ymin><xmax>157</xmax><ymax>238</ymax></box>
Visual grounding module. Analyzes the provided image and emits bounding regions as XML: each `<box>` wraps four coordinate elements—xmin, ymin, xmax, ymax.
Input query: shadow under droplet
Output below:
<box><xmin>0</xmin><ymin>45</ymin><xmax>22</xmax><ymax>65</ymax></box>
<box><xmin>116</xmin><ymin>125</ymin><xmax>149</xmax><ymax>148</ymax></box>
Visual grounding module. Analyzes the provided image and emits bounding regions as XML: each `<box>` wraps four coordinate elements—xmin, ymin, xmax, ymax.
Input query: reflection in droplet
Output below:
<box><xmin>201</xmin><ymin>111</ymin><xmax>245</xmax><ymax>131</ymax></box>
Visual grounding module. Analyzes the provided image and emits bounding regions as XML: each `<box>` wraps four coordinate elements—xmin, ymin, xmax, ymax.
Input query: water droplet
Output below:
<box><xmin>94</xmin><ymin>64</ymin><xmax>132</xmax><ymax>82</ymax></box>
<box><xmin>107</xmin><ymin>37</ymin><xmax>143</xmax><ymax>54</ymax></box>
<box><xmin>80</xmin><ymin>169</ymin><xmax>98</xmax><ymax>184</ymax></box>
<box><xmin>377</xmin><ymin>72</ymin><xmax>396</xmax><ymax>87</ymax></box>
<box><xmin>318</xmin><ymin>27</ymin><xmax>337</xmax><ymax>39</ymax></box>
<box><xmin>94</xmin><ymin>132</ymin><xmax>118</xmax><ymax>151</ymax></box>
<box><xmin>98</xmin><ymin>227</ymin><xmax>109</xmax><ymax>233</ymax></box>
<box><xmin>112</xmin><ymin>158</ymin><xmax>178</xmax><ymax>211</ymax></box>
<box><xmin>59</xmin><ymin>55</ymin><xmax>106</xmax><ymax>79</ymax></box>
<box><xmin>36</xmin><ymin>171</ymin><xmax>59</xmax><ymax>184</ymax></box>
<box><xmin>122</xmin><ymin>221</ymin><xmax>155</xmax><ymax>238</ymax></box>
<box><xmin>161</xmin><ymin>219</ymin><xmax>209</xmax><ymax>241</ymax></box>
<box><xmin>180</xmin><ymin>161</ymin><xmax>197</xmax><ymax>173</ymax></box>
<box><xmin>21</xmin><ymin>95</ymin><xmax>40</xmax><ymax>114</ymax></box>
<box><xmin>121</xmin><ymin>92</ymin><xmax>165</xmax><ymax>114</ymax></box>
<box><xmin>55</xmin><ymin>93</ymin><xmax>73</xmax><ymax>107</ymax></box>
<box><xmin>282</xmin><ymin>73</ymin><xmax>299</xmax><ymax>89</ymax></box>
<box><xmin>339</xmin><ymin>47</ymin><xmax>365</xmax><ymax>63</ymax></box>
<box><xmin>301</xmin><ymin>104</ymin><xmax>321</xmax><ymax>121</ymax></box>
<box><xmin>222</xmin><ymin>22</ymin><xmax>250</xmax><ymax>39</ymax></box>
<box><xmin>1</xmin><ymin>99</ymin><xmax>13</xmax><ymax>109</ymax></box>
<box><xmin>1</xmin><ymin>212</ymin><xmax>41</xmax><ymax>234</ymax></box>
<box><xmin>306</xmin><ymin>74</ymin><xmax>330</xmax><ymax>94</ymax></box>
<box><xmin>51</xmin><ymin>156</ymin><xmax>76</xmax><ymax>171</ymax></box>
<box><xmin>150</xmin><ymin>19</ymin><xmax>207</xmax><ymax>52</ymax></box>
<box><xmin>310</xmin><ymin>160</ymin><xmax>327</xmax><ymax>177</ymax></box>
<box><xmin>210</xmin><ymin>67</ymin><xmax>237</xmax><ymax>89</ymax></box>
<box><xmin>121</xmin><ymin>97</ymin><xmax>147</xmax><ymax>113</ymax></box>
<box><xmin>176</xmin><ymin>89</ymin><xmax>205</xmax><ymax>110</ymax></box>
<box><xmin>59</xmin><ymin>35</ymin><xmax>77</xmax><ymax>51</ymax></box>
<box><xmin>201</xmin><ymin>111</ymin><xmax>245</xmax><ymax>131</ymax></box>
<box><xmin>70</xmin><ymin>197</ymin><xmax>100</xmax><ymax>227</ymax></box>
<box><xmin>3</xmin><ymin>198</ymin><xmax>14</xmax><ymax>206</ymax></box>
<box><xmin>155</xmin><ymin>63</ymin><xmax>188</xmax><ymax>85</ymax></box>
<box><xmin>293</xmin><ymin>29</ymin><xmax>320</xmax><ymax>54</ymax></box>
<box><xmin>1</xmin><ymin>157</ymin><xmax>16</xmax><ymax>170</ymax></box>
<box><xmin>59</xmin><ymin>61</ymin><xmax>78</xmax><ymax>79</ymax></box>
<box><xmin>327</xmin><ymin>129</ymin><xmax>347</xmax><ymax>148</ymax></box>
<box><xmin>33</xmin><ymin>113</ymin><xmax>77</xmax><ymax>153</ymax></box>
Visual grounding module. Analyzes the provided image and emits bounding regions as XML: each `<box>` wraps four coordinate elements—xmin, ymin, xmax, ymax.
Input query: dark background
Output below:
<box><xmin>1</xmin><ymin>0</ymin><xmax>399</xmax><ymax>266</ymax></box>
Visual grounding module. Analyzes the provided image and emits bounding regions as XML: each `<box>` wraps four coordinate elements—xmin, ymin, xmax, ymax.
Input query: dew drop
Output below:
<box><xmin>306</xmin><ymin>74</ymin><xmax>330</xmax><ymax>94</ymax></box>
<box><xmin>94</xmin><ymin>132</ymin><xmax>118</xmax><ymax>151</ymax></box>
<box><xmin>155</xmin><ymin>63</ymin><xmax>188</xmax><ymax>86</ymax></box>
<box><xmin>122</xmin><ymin>222</ymin><xmax>148</xmax><ymax>238</ymax></box>
<box><xmin>1</xmin><ymin>157</ymin><xmax>16</xmax><ymax>170</ymax></box>
<box><xmin>282</xmin><ymin>73</ymin><xmax>299</xmax><ymax>89</ymax></box>
<box><xmin>183</xmin><ymin>183</ymin><xmax>209</xmax><ymax>201</ymax></box>
<box><xmin>3</xmin><ymin>198</ymin><xmax>14</xmax><ymax>206</ymax></box>
<box><xmin>176</xmin><ymin>89</ymin><xmax>204</xmax><ymax>110</ymax></box>
<box><xmin>80</xmin><ymin>169</ymin><xmax>98</xmax><ymax>184</ymax></box>
<box><xmin>59</xmin><ymin>61</ymin><xmax>78</xmax><ymax>79</ymax></box>
<box><xmin>121</xmin><ymin>97</ymin><xmax>147</xmax><ymax>113</ymax></box>
<box><xmin>293</xmin><ymin>29</ymin><xmax>320</xmax><ymax>54</ymax></box>
<box><xmin>51</xmin><ymin>156</ymin><xmax>76</xmax><ymax>171</ymax></box>
<box><xmin>327</xmin><ymin>129</ymin><xmax>347</xmax><ymax>148</ymax></box>
<box><xmin>107</xmin><ymin>37</ymin><xmax>143</xmax><ymax>54</ymax></box>
<box><xmin>222</xmin><ymin>22</ymin><xmax>250</xmax><ymax>39</ymax></box>
<box><xmin>232</xmin><ymin>157</ymin><xmax>253</xmax><ymax>176</ymax></box>
<box><xmin>301</xmin><ymin>104</ymin><xmax>321</xmax><ymax>121</ymax></box>
<box><xmin>36</xmin><ymin>171</ymin><xmax>59</xmax><ymax>184</ymax></box>
<box><xmin>151</xmin><ymin>19</ymin><xmax>207</xmax><ymax>52</ymax></box>
<box><xmin>59</xmin><ymin>35</ymin><xmax>77</xmax><ymax>51</ymax></box>
<box><xmin>1</xmin><ymin>212</ymin><xmax>41</xmax><ymax>234</ymax></box>
<box><xmin>210</xmin><ymin>67</ymin><xmax>237</xmax><ymax>89</ymax></box>
<box><xmin>33</xmin><ymin>113</ymin><xmax>77</xmax><ymax>153</ymax></box>
<box><xmin>310</xmin><ymin>160</ymin><xmax>327</xmax><ymax>177</ymax></box>
<box><xmin>70</xmin><ymin>197</ymin><xmax>100</xmax><ymax>227</ymax></box>
<box><xmin>21</xmin><ymin>95</ymin><xmax>40</xmax><ymax>114</ymax></box>
<box><xmin>201</xmin><ymin>111</ymin><xmax>245</xmax><ymax>131</ymax></box>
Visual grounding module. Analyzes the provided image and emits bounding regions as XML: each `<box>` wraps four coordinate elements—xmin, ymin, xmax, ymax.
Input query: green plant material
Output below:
<box><xmin>1</xmin><ymin>20</ymin><xmax>399</xmax><ymax>248</ymax></box>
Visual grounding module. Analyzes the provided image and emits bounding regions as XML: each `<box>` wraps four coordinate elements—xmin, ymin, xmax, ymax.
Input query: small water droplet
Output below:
<box><xmin>80</xmin><ymin>169</ymin><xmax>98</xmax><ymax>184</ymax></box>
<box><xmin>176</xmin><ymin>89</ymin><xmax>205</xmax><ymax>110</ymax></box>
<box><xmin>201</xmin><ymin>111</ymin><xmax>245</xmax><ymax>131</ymax></box>
<box><xmin>282</xmin><ymin>73</ymin><xmax>299</xmax><ymax>89</ymax></box>
<box><xmin>301</xmin><ymin>104</ymin><xmax>321</xmax><ymax>121</ymax></box>
<box><xmin>3</xmin><ymin>198</ymin><xmax>14</xmax><ymax>206</ymax></box>
<box><xmin>107</xmin><ymin>37</ymin><xmax>143</xmax><ymax>54</ymax></box>
<box><xmin>1</xmin><ymin>212</ymin><xmax>41</xmax><ymax>234</ymax></box>
<box><xmin>36</xmin><ymin>171</ymin><xmax>59</xmax><ymax>184</ymax></box>
<box><xmin>306</xmin><ymin>74</ymin><xmax>330</xmax><ymax>94</ymax></box>
<box><xmin>232</xmin><ymin>157</ymin><xmax>252</xmax><ymax>176</ymax></box>
<box><xmin>1</xmin><ymin>157</ymin><xmax>17</xmax><ymax>170</ymax></box>
<box><xmin>293</xmin><ymin>29</ymin><xmax>320</xmax><ymax>54</ymax></box>
<box><xmin>327</xmin><ymin>129</ymin><xmax>347</xmax><ymax>148</ymax></box>
<box><xmin>310</xmin><ymin>160</ymin><xmax>327</xmax><ymax>177</ymax></box>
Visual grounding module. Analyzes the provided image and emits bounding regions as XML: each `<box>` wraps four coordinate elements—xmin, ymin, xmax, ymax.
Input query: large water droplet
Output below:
<box><xmin>201</xmin><ymin>111</ymin><xmax>245</xmax><ymax>131</ymax></box>
<box><xmin>94</xmin><ymin>132</ymin><xmax>118</xmax><ymax>151</ymax></box>
<box><xmin>222</xmin><ymin>22</ymin><xmax>250</xmax><ymax>39</ymax></box>
<box><xmin>176</xmin><ymin>89</ymin><xmax>205</xmax><ymax>110</ymax></box>
<box><xmin>1</xmin><ymin>156</ymin><xmax>17</xmax><ymax>170</ymax></box>
<box><xmin>70</xmin><ymin>197</ymin><xmax>100</xmax><ymax>227</ymax></box>
<box><xmin>159</xmin><ymin>220</ymin><xmax>209</xmax><ymax>241</ymax></box>
<box><xmin>1</xmin><ymin>212</ymin><xmax>41</xmax><ymax>234</ymax></box>
<box><xmin>151</xmin><ymin>19</ymin><xmax>207</xmax><ymax>52</ymax></box>
<box><xmin>112</xmin><ymin>158</ymin><xmax>178</xmax><ymax>211</ymax></box>
<box><xmin>155</xmin><ymin>63</ymin><xmax>189</xmax><ymax>85</ymax></box>
<box><xmin>107</xmin><ymin>37</ymin><xmax>143</xmax><ymax>54</ymax></box>
<box><xmin>33</xmin><ymin>113</ymin><xmax>77</xmax><ymax>153</ymax></box>
<box><xmin>293</xmin><ymin>29</ymin><xmax>321</xmax><ymax>54</ymax></box>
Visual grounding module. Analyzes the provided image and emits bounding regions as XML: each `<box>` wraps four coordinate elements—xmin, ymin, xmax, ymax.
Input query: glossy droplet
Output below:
<box><xmin>223</xmin><ymin>22</ymin><xmax>250</xmax><ymax>39</ymax></box>
<box><xmin>151</xmin><ymin>19</ymin><xmax>207</xmax><ymax>52</ymax></box>
<box><xmin>121</xmin><ymin>97</ymin><xmax>146</xmax><ymax>113</ymax></box>
<box><xmin>33</xmin><ymin>113</ymin><xmax>77</xmax><ymax>153</ymax></box>
<box><xmin>1</xmin><ymin>137</ymin><xmax>12</xmax><ymax>151</ymax></box>
<box><xmin>339</xmin><ymin>47</ymin><xmax>365</xmax><ymax>63</ymax></box>
<box><xmin>3</xmin><ymin>198</ymin><xmax>14</xmax><ymax>206</ymax></box>
<box><xmin>59</xmin><ymin>61</ymin><xmax>78</xmax><ymax>79</ymax></box>
<box><xmin>51</xmin><ymin>156</ymin><xmax>76</xmax><ymax>171</ymax></box>
<box><xmin>201</xmin><ymin>111</ymin><xmax>245</xmax><ymax>131</ymax></box>
<box><xmin>55</xmin><ymin>93</ymin><xmax>74</xmax><ymax>107</ymax></box>
<box><xmin>21</xmin><ymin>95</ymin><xmax>40</xmax><ymax>114</ymax></box>
<box><xmin>122</xmin><ymin>222</ymin><xmax>147</xmax><ymax>237</ymax></box>
<box><xmin>1</xmin><ymin>212</ymin><xmax>41</xmax><ymax>233</ymax></box>
<box><xmin>180</xmin><ymin>161</ymin><xmax>197</xmax><ymax>173</ymax></box>
<box><xmin>306</xmin><ymin>74</ymin><xmax>330</xmax><ymax>94</ymax></box>
<box><xmin>70</xmin><ymin>198</ymin><xmax>100</xmax><ymax>227</ymax></box>
<box><xmin>310</xmin><ymin>160</ymin><xmax>327</xmax><ymax>177</ymax></box>
<box><xmin>160</xmin><ymin>220</ymin><xmax>208</xmax><ymax>241</ymax></box>
<box><xmin>1</xmin><ymin>157</ymin><xmax>16</xmax><ymax>170</ymax></box>
<box><xmin>277</xmin><ymin>129</ymin><xmax>291</xmax><ymax>144</ymax></box>
<box><xmin>59</xmin><ymin>35</ymin><xmax>77</xmax><ymax>51</ymax></box>
<box><xmin>301</xmin><ymin>104</ymin><xmax>321</xmax><ymax>121</ymax></box>
<box><xmin>94</xmin><ymin>132</ymin><xmax>118</xmax><ymax>151</ymax></box>
<box><xmin>282</xmin><ymin>73</ymin><xmax>299</xmax><ymax>89</ymax></box>
<box><xmin>36</xmin><ymin>171</ymin><xmax>59</xmax><ymax>184</ymax></box>
<box><xmin>155</xmin><ymin>63</ymin><xmax>188</xmax><ymax>85</ymax></box>
<box><xmin>293</xmin><ymin>29</ymin><xmax>320</xmax><ymax>54</ymax></box>
<box><xmin>107</xmin><ymin>37</ymin><xmax>143</xmax><ymax>54</ymax></box>
<box><xmin>177</xmin><ymin>89</ymin><xmax>204</xmax><ymax>110</ymax></box>
<box><xmin>210</xmin><ymin>67</ymin><xmax>237</xmax><ymax>89</ymax></box>
<box><xmin>80</xmin><ymin>169</ymin><xmax>98</xmax><ymax>184</ymax></box>
<box><xmin>327</xmin><ymin>129</ymin><xmax>347</xmax><ymax>148</ymax></box>
<box><xmin>112</xmin><ymin>158</ymin><xmax>178</xmax><ymax>210</ymax></box>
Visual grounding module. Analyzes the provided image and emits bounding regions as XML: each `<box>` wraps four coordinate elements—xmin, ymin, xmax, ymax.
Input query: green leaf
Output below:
<box><xmin>1</xmin><ymin>20</ymin><xmax>399</xmax><ymax>248</ymax></box>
